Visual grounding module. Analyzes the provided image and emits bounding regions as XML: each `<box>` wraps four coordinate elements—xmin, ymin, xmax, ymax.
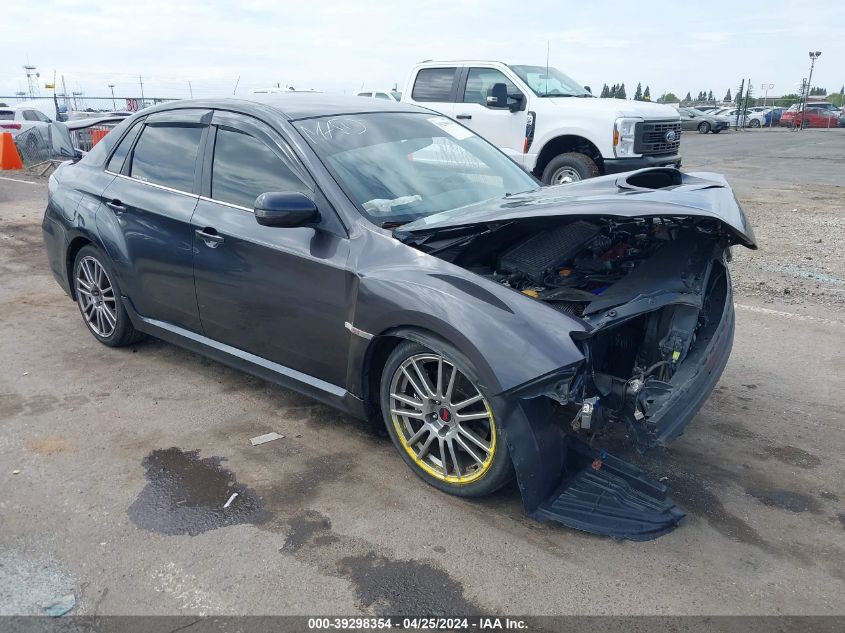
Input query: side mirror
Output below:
<box><xmin>486</xmin><ymin>83</ymin><xmax>510</xmax><ymax>109</ymax></box>
<box><xmin>254</xmin><ymin>192</ymin><xmax>319</xmax><ymax>228</ymax></box>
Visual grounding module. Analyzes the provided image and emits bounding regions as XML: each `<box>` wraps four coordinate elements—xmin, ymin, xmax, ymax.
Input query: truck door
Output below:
<box><xmin>452</xmin><ymin>67</ymin><xmax>528</xmax><ymax>167</ymax></box>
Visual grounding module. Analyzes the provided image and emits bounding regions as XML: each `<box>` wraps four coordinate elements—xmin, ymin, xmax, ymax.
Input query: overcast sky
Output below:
<box><xmin>2</xmin><ymin>0</ymin><xmax>843</xmax><ymax>104</ymax></box>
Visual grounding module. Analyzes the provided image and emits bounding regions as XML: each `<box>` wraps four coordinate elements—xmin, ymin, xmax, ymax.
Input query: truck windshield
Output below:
<box><xmin>509</xmin><ymin>65</ymin><xmax>592</xmax><ymax>98</ymax></box>
<box><xmin>294</xmin><ymin>112</ymin><xmax>537</xmax><ymax>227</ymax></box>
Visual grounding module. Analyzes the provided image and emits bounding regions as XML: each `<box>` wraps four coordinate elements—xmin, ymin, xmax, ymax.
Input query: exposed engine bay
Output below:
<box><xmin>427</xmin><ymin>215</ymin><xmax>733</xmax><ymax>450</ymax></box>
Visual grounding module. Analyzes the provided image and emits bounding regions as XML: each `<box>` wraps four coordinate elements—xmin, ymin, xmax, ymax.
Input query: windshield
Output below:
<box><xmin>508</xmin><ymin>65</ymin><xmax>591</xmax><ymax>97</ymax></box>
<box><xmin>391</xmin><ymin>91</ymin><xmax>402</xmax><ymax>101</ymax></box>
<box><xmin>294</xmin><ymin>113</ymin><xmax>536</xmax><ymax>226</ymax></box>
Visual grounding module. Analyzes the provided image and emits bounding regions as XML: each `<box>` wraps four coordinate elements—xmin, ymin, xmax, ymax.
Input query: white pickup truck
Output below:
<box><xmin>402</xmin><ymin>61</ymin><xmax>682</xmax><ymax>184</ymax></box>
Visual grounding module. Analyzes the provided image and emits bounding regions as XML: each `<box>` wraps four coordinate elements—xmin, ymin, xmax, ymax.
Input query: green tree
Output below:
<box><xmin>809</xmin><ymin>86</ymin><xmax>827</xmax><ymax>96</ymax></box>
<box><xmin>634</xmin><ymin>82</ymin><xmax>643</xmax><ymax>100</ymax></box>
<box><xmin>643</xmin><ymin>85</ymin><xmax>651</xmax><ymax>101</ymax></box>
<box><xmin>600</xmin><ymin>84</ymin><xmax>610</xmax><ymax>98</ymax></box>
<box><xmin>617</xmin><ymin>83</ymin><xmax>626</xmax><ymax>99</ymax></box>
<box><xmin>659</xmin><ymin>92</ymin><xmax>679</xmax><ymax>103</ymax></box>
<box><xmin>684</xmin><ymin>92</ymin><xmax>692</xmax><ymax>104</ymax></box>
<box><xmin>724</xmin><ymin>88</ymin><xmax>732</xmax><ymax>102</ymax></box>
<box><xmin>708</xmin><ymin>90</ymin><xmax>714</xmax><ymax>102</ymax></box>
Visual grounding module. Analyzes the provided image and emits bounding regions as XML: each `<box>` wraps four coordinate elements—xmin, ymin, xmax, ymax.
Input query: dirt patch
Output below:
<box><xmin>762</xmin><ymin>445</ymin><xmax>822</xmax><ymax>469</ymax></box>
<box><xmin>712</xmin><ymin>421</ymin><xmax>759</xmax><ymax>440</ymax></box>
<box><xmin>745</xmin><ymin>487</ymin><xmax>822</xmax><ymax>514</ymax></box>
<box><xmin>338</xmin><ymin>551</ymin><xmax>480</xmax><ymax>616</ymax></box>
<box><xmin>127</xmin><ymin>448</ymin><xmax>269</xmax><ymax>536</ymax></box>
<box><xmin>25</xmin><ymin>437</ymin><xmax>70</xmax><ymax>455</ymax></box>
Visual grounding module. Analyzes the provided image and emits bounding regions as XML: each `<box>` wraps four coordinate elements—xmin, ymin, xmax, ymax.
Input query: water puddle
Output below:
<box><xmin>128</xmin><ymin>447</ymin><xmax>267</xmax><ymax>536</ymax></box>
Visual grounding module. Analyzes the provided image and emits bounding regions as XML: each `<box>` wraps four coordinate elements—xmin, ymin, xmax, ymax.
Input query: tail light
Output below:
<box><xmin>0</xmin><ymin>122</ymin><xmax>22</xmax><ymax>130</ymax></box>
<box><xmin>523</xmin><ymin>111</ymin><xmax>536</xmax><ymax>153</ymax></box>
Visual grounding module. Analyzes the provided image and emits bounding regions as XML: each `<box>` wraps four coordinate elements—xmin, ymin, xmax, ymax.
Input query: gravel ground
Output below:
<box><xmin>0</xmin><ymin>129</ymin><xmax>843</xmax><ymax>617</ymax></box>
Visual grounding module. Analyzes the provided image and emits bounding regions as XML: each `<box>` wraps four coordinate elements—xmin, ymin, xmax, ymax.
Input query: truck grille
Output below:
<box><xmin>634</xmin><ymin>120</ymin><xmax>682</xmax><ymax>156</ymax></box>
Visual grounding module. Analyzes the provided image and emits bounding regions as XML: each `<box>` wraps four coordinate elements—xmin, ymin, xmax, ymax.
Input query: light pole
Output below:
<box><xmin>108</xmin><ymin>84</ymin><xmax>116</xmax><ymax>110</ymax></box>
<box><xmin>802</xmin><ymin>51</ymin><xmax>821</xmax><ymax>129</ymax></box>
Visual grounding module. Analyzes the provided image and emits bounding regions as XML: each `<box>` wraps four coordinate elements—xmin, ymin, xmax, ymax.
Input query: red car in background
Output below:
<box><xmin>780</xmin><ymin>105</ymin><xmax>840</xmax><ymax>128</ymax></box>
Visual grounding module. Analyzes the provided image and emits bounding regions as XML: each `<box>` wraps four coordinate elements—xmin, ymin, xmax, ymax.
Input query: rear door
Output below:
<box><xmin>453</xmin><ymin>66</ymin><xmax>527</xmax><ymax>164</ymax></box>
<box><xmin>191</xmin><ymin>110</ymin><xmax>352</xmax><ymax>386</ymax></box>
<box><xmin>98</xmin><ymin>109</ymin><xmax>209</xmax><ymax>331</ymax></box>
<box><xmin>406</xmin><ymin>66</ymin><xmax>460</xmax><ymax>119</ymax></box>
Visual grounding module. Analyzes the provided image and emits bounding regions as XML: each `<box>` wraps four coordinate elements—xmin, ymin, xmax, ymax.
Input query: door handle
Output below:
<box><xmin>106</xmin><ymin>199</ymin><xmax>126</xmax><ymax>214</ymax></box>
<box><xmin>455</xmin><ymin>114</ymin><xmax>472</xmax><ymax>120</ymax></box>
<box><xmin>195</xmin><ymin>228</ymin><xmax>224</xmax><ymax>248</ymax></box>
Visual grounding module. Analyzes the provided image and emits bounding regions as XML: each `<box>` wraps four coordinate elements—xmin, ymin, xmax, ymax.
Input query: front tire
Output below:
<box><xmin>749</xmin><ymin>119</ymin><xmax>761</xmax><ymax>128</ymax></box>
<box><xmin>380</xmin><ymin>340</ymin><xmax>513</xmax><ymax>497</ymax></box>
<box><xmin>698</xmin><ymin>121</ymin><xmax>711</xmax><ymax>134</ymax></box>
<box><xmin>73</xmin><ymin>245</ymin><xmax>144</xmax><ymax>347</ymax></box>
<box><xmin>541</xmin><ymin>152</ymin><xmax>600</xmax><ymax>185</ymax></box>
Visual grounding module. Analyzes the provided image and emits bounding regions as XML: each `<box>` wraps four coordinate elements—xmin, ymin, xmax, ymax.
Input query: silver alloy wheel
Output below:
<box><xmin>551</xmin><ymin>166</ymin><xmax>582</xmax><ymax>185</ymax></box>
<box><xmin>75</xmin><ymin>255</ymin><xmax>117</xmax><ymax>337</ymax></box>
<box><xmin>389</xmin><ymin>353</ymin><xmax>496</xmax><ymax>483</ymax></box>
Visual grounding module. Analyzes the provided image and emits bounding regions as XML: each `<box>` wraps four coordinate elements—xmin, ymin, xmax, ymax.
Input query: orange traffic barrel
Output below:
<box><xmin>0</xmin><ymin>132</ymin><xmax>24</xmax><ymax>170</ymax></box>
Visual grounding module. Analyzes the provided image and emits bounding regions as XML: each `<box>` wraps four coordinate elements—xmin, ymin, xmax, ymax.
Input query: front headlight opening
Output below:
<box><xmin>613</xmin><ymin>117</ymin><xmax>642</xmax><ymax>157</ymax></box>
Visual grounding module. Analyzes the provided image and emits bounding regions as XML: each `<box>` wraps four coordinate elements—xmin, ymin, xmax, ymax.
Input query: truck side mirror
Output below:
<box><xmin>486</xmin><ymin>83</ymin><xmax>509</xmax><ymax>109</ymax></box>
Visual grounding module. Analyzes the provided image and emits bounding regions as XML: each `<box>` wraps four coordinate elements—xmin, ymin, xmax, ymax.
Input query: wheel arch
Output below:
<box><xmin>533</xmin><ymin>134</ymin><xmax>603</xmax><ymax>178</ymax></box>
<box><xmin>359</xmin><ymin>325</ymin><xmax>500</xmax><ymax>421</ymax></box>
<box><xmin>65</xmin><ymin>235</ymin><xmax>94</xmax><ymax>301</ymax></box>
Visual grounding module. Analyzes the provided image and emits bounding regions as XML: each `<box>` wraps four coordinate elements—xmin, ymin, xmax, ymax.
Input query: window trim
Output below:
<box><xmin>104</xmin><ymin>118</ymin><xmax>146</xmax><ymax>175</ymax></box>
<box><xmin>200</xmin><ymin>110</ymin><xmax>315</xmax><ymax>211</ymax></box>
<box><xmin>122</xmin><ymin>121</ymin><xmax>208</xmax><ymax>195</ymax></box>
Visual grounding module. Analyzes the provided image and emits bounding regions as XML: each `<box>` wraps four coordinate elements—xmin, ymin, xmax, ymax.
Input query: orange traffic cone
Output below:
<box><xmin>0</xmin><ymin>132</ymin><xmax>24</xmax><ymax>170</ymax></box>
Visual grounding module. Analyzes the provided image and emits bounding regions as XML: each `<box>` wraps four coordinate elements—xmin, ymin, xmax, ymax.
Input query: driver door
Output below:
<box><xmin>452</xmin><ymin>67</ymin><xmax>528</xmax><ymax>166</ymax></box>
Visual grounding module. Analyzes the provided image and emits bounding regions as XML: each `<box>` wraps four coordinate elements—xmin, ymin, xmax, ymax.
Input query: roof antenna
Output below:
<box><xmin>232</xmin><ymin>75</ymin><xmax>241</xmax><ymax>96</ymax></box>
<box><xmin>545</xmin><ymin>40</ymin><xmax>550</xmax><ymax>97</ymax></box>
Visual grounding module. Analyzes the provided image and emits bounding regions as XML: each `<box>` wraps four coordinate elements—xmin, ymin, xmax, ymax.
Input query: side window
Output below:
<box><xmin>357</xmin><ymin>92</ymin><xmax>371</xmax><ymax>98</ymax></box>
<box><xmin>373</xmin><ymin>92</ymin><xmax>391</xmax><ymax>100</ymax></box>
<box><xmin>34</xmin><ymin>110</ymin><xmax>51</xmax><ymax>123</ymax></box>
<box><xmin>129</xmin><ymin>124</ymin><xmax>203</xmax><ymax>193</ymax></box>
<box><xmin>211</xmin><ymin>127</ymin><xmax>309</xmax><ymax>209</ymax></box>
<box><xmin>462</xmin><ymin>68</ymin><xmax>518</xmax><ymax>106</ymax></box>
<box><xmin>106</xmin><ymin>120</ymin><xmax>143</xmax><ymax>173</ymax></box>
<box><xmin>22</xmin><ymin>110</ymin><xmax>39</xmax><ymax>121</ymax></box>
<box><xmin>411</xmin><ymin>68</ymin><xmax>457</xmax><ymax>102</ymax></box>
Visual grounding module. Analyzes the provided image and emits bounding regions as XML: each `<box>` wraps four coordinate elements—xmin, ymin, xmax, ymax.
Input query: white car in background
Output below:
<box><xmin>357</xmin><ymin>89</ymin><xmax>402</xmax><ymax>101</ymax></box>
<box><xmin>713</xmin><ymin>107</ymin><xmax>766</xmax><ymax>128</ymax></box>
<box><xmin>0</xmin><ymin>105</ymin><xmax>55</xmax><ymax>158</ymax></box>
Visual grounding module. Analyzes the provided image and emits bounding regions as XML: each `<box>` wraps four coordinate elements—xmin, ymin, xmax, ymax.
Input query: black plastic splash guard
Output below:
<box><xmin>533</xmin><ymin>437</ymin><xmax>685</xmax><ymax>540</ymax></box>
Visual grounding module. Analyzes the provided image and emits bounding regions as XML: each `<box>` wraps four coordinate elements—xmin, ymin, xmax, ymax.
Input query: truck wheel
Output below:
<box><xmin>697</xmin><ymin>121</ymin><xmax>711</xmax><ymax>134</ymax></box>
<box><xmin>542</xmin><ymin>152</ymin><xmax>600</xmax><ymax>185</ymax></box>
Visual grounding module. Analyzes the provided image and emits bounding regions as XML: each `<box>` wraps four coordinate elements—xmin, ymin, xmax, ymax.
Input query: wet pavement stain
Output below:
<box><xmin>281</xmin><ymin>511</ymin><xmax>336</xmax><ymax>552</ymax></box>
<box><xmin>338</xmin><ymin>551</ymin><xmax>480</xmax><ymax>616</ymax></box>
<box><xmin>745</xmin><ymin>488</ymin><xmax>822</xmax><ymax>514</ymax></box>
<box><xmin>762</xmin><ymin>445</ymin><xmax>822</xmax><ymax>469</ymax></box>
<box><xmin>127</xmin><ymin>448</ymin><xmax>269</xmax><ymax>536</ymax></box>
<box><xmin>838</xmin><ymin>514</ymin><xmax>845</xmax><ymax>530</ymax></box>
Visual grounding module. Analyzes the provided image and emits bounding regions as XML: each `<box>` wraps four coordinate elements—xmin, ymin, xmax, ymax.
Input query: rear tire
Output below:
<box><xmin>380</xmin><ymin>339</ymin><xmax>513</xmax><ymax>497</ymax></box>
<box><xmin>72</xmin><ymin>245</ymin><xmax>144</xmax><ymax>347</ymax></box>
<box><xmin>749</xmin><ymin>119</ymin><xmax>761</xmax><ymax>128</ymax></box>
<box><xmin>697</xmin><ymin>121</ymin><xmax>711</xmax><ymax>134</ymax></box>
<box><xmin>542</xmin><ymin>152</ymin><xmax>600</xmax><ymax>185</ymax></box>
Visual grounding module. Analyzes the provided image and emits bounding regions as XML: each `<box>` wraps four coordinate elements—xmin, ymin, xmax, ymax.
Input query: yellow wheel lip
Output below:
<box><xmin>392</xmin><ymin>400</ymin><xmax>497</xmax><ymax>486</ymax></box>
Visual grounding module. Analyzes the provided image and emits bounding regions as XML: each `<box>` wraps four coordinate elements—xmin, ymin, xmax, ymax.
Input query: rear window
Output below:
<box><xmin>129</xmin><ymin>124</ymin><xmax>203</xmax><ymax>193</ymax></box>
<box><xmin>411</xmin><ymin>68</ymin><xmax>457</xmax><ymax>102</ymax></box>
<box><xmin>0</xmin><ymin>111</ymin><xmax>14</xmax><ymax>120</ymax></box>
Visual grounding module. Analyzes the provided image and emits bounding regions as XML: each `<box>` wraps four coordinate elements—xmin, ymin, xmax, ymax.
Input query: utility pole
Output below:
<box><xmin>735</xmin><ymin>79</ymin><xmax>744</xmax><ymax>130</ymax></box>
<box><xmin>139</xmin><ymin>74</ymin><xmax>145</xmax><ymax>107</ymax></box>
<box><xmin>23</xmin><ymin>65</ymin><xmax>40</xmax><ymax>98</ymax></box>
<box><xmin>108</xmin><ymin>84</ymin><xmax>116</xmax><ymax>109</ymax></box>
<box><xmin>188</xmin><ymin>81</ymin><xmax>193</xmax><ymax>98</ymax></box>
<box><xmin>232</xmin><ymin>76</ymin><xmax>241</xmax><ymax>96</ymax></box>
<box><xmin>803</xmin><ymin>51</ymin><xmax>821</xmax><ymax>130</ymax></box>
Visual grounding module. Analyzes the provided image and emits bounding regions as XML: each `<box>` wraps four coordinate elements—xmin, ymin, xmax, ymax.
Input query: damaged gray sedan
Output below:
<box><xmin>42</xmin><ymin>95</ymin><xmax>755</xmax><ymax>541</ymax></box>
